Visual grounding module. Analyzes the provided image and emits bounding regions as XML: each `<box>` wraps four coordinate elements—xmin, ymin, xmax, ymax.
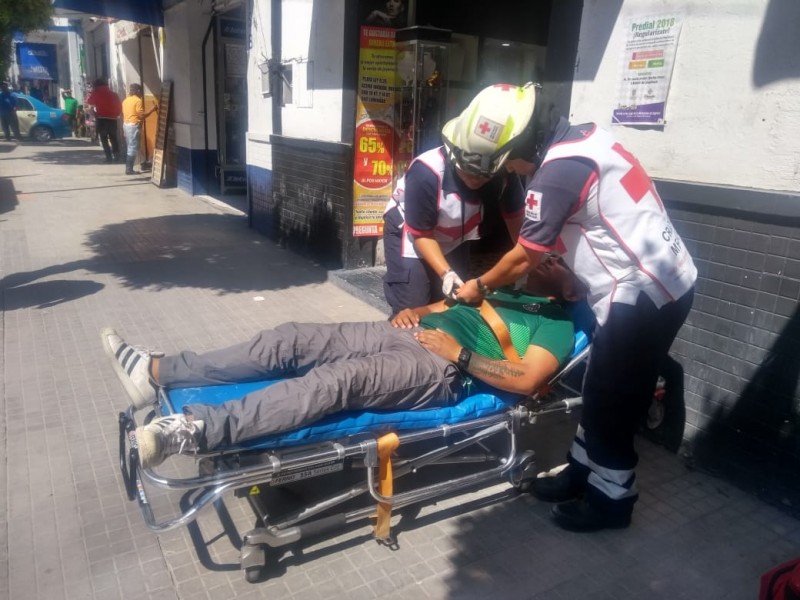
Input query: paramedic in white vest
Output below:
<box><xmin>382</xmin><ymin>83</ymin><xmax>539</xmax><ymax>316</ymax></box>
<box><xmin>457</xmin><ymin>108</ymin><xmax>697</xmax><ymax>532</ymax></box>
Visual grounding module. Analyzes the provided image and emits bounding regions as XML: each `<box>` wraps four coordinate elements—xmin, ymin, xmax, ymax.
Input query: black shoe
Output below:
<box><xmin>529</xmin><ymin>466</ymin><xmax>586</xmax><ymax>503</ymax></box>
<box><xmin>551</xmin><ymin>498</ymin><xmax>631</xmax><ymax>532</ymax></box>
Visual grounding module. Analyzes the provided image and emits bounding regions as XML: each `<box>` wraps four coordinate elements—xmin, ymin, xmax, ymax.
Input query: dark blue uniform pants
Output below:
<box><xmin>569</xmin><ymin>288</ymin><xmax>694</xmax><ymax>516</ymax></box>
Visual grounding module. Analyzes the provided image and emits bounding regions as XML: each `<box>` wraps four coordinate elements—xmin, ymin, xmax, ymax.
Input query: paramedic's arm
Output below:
<box><xmin>457</xmin><ymin>158</ymin><xmax>591</xmax><ymax>303</ymax></box>
<box><xmin>456</xmin><ymin>243</ymin><xmax>541</xmax><ymax>303</ymax></box>
<box><xmin>391</xmin><ymin>300</ymin><xmax>448</xmax><ymax>328</ymax></box>
<box><xmin>415</xmin><ymin>329</ymin><xmax>560</xmax><ymax>396</ymax></box>
<box><xmin>412</xmin><ymin>236</ymin><xmax>450</xmax><ymax>279</ymax></box>
<box><xmin>404</xmin><ymin>162</ymin><xmax>453</xmax><ymax>279</ymax></box>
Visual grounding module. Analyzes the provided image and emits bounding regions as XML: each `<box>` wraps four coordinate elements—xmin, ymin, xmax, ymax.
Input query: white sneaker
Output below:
<box><xmin>135</xmin><ymin>414</ymin><xmax>205</xmax><ymax>469</ymax></box>
<box><xmin>100</xmin><ymin>327</ymin><xmax>160</xmax><ymax>409</ymax></box>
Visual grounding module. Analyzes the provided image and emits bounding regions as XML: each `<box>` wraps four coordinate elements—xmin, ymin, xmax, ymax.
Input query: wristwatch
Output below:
<box><xmin>476</xmin><ymin>277</ymin><xmax>492</xmax><ymax>297</ymax></box>
<box><xmin>457</xmin><ymin>347</ymin><xmax>472</xmax><ymax>371</ymax></box>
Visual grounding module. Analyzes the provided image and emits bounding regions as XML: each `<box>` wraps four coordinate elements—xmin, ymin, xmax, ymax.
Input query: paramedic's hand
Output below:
<box><xmin>455</xmin><ymin>278</ymin><xmax>483</xmax><ymax>304</ymax></box>
<box><xmin>391</xmin><ymin>308</ymin><xmax>420</xmax><ymax>329</ymax></box>
<box><xmin>415</xmin><ymin>328</ymin><xmax>460</xmax><ymax>363</ymax></box>
<box><xmin>441</xmin><ymin>269</ymin><xmax>464</xmax><ymax>300</ymax></box>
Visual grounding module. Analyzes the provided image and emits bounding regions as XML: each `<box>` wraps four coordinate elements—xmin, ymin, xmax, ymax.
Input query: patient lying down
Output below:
<box><xmin>102</xmin><ymin>256</ymin><xmax>585</xmax><ymax>468</ymax></box>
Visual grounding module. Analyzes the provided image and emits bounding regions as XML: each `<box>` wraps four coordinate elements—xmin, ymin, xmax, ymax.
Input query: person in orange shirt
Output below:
<box><xmin>121</xmin><ymin>83</ymin><xmax>157</xmax><ymax>175</ymax></box>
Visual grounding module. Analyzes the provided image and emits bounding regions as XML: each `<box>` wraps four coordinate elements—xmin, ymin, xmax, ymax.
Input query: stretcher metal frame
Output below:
<box><xmin>118</xmin><ymin>345</ymin><xmax>589</xmax><ymax>583</ymax></box>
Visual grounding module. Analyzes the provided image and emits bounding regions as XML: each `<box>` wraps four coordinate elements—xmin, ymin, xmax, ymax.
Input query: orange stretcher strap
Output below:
<box><xmin>478</xmin><ymin>300</ymin><xmax>522</xmax><ymax>363</ymax></box>
<box><xmin>374</xmin><ymin>432</ymin><xmax>400</xmax><ymax>541</ymax></box>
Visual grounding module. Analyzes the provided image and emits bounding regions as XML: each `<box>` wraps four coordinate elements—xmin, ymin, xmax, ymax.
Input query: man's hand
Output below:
<box><xmin>414</xmin><ymin>329</ymin><xmax>461</xmax><ymax>362</ymax></box>
<box><xmin>441</xmin><ymin>269</ymin><xmax>464</xmax><ymax>300</ymax></box>
<box><xmin>456</xmin><ymin>278</ymin><xmax>483</xmax><ymax>304</ymax></box>
<box><xmin>391</xmin><ymin>308</ymin><xmax>421</xmax><ymax>329</ymax></box>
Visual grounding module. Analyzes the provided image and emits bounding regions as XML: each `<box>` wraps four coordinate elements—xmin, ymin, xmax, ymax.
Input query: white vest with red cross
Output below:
<box><xmin>386</xmin><ymin>147</ymin><xmax>483</xmax><ymax>259</ymax></box>
<box><xmin>543</xmin><ymin>126</ymin><xmax>697</xmax><ymax>325</ymax></box>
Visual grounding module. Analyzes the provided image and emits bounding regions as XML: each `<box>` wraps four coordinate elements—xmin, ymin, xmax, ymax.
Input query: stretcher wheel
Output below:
<box><xmin>509</xmin><ymin>450</ymin><xmax>537</xmax><ymax>492</ymax></box>
<box><xmin>241</xmin><ymin>544</ymin><xmax>266</xmax><ymax>583</ymax></box>
<box><xmin>244</xmin><ymin>566</ymin><xmax>262</xmax><ymax>584</ymax></box>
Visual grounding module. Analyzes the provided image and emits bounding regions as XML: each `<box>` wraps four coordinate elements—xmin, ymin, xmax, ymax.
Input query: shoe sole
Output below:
<box><xmin>134</xmin><ymin>426</ymin><xmax>162</xmax><ymax>469</ymax></box>
<box><xmin>100</xmin><ymin>327</ymin><xmax>154</xmax><ymax>410</ymax></box>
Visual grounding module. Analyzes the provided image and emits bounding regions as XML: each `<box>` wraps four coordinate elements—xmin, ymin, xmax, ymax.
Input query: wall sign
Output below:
<box><xmin>17</xmin><ymin>43</ymin><xmax>59</xmax><ymax>80</ymax></box>
<box><xmin>352</xmin><ymin>26</ymin><xmax>398</xmax><ymax>237</ymax></box>
<box><xmin>612</xmin><ymin>15</ymin><xmax>682</xmax><ymax>126</ymax></box>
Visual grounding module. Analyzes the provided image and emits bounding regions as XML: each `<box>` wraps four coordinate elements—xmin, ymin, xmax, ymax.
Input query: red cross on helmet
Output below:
<box><xmin>441</xmin><ymin>82</ymin><xmax>538</xmax><ymax>178</ymax></box>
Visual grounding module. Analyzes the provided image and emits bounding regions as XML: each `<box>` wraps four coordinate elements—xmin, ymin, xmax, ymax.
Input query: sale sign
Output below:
<box><xmin>352</xmin><ymin>26</ymin><xmax>398</xmax><ymax>237</ymax></box>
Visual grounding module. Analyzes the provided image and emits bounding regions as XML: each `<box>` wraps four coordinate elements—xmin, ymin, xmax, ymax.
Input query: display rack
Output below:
<box><xmin>393</xmin><ymin>26</ymin><xmax>451</xmax><ymax>184</ymax></box>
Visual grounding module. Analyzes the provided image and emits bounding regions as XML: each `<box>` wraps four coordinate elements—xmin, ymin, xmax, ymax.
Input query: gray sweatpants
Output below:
<box><xmin>158</xmin><ymin>321</ymin><xmax>465</xmax><ymax>449</ymax></box>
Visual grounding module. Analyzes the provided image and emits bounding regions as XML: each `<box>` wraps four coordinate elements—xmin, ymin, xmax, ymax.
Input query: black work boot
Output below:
<box><xmin>125</xmin><ymin>156</ymin><xmax>137</xmax><ymax>175</ymax></box>
<box><xmin>551</xmin><ymin>498</ymin><xmax>632</xmax><ymax>532</ymax></box>
<box><xmin>104</xmin><ymin>149</ymin><xmax>112</xmax><ymax>163</ymax></box>
<box><xmin>529</xmin><ymin>465</ymin><xmax>587</xmax><ymax>503</ymax></box>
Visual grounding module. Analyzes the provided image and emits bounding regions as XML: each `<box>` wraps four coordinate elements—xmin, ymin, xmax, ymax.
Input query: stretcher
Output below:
<box><xmin>118</xmin><ymin>308</ymin><xmax>594</xmax><ymax>583</ymax></box>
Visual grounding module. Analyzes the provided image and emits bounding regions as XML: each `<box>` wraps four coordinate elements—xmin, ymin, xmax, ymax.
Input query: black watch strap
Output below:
<box><xmin>457</xmin><ymin>347</ymin><xmax>472</xmax><ymax>371</ymax></box>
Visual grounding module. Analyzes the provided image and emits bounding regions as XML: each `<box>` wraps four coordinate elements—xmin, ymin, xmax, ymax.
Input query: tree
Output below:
<box><xmin>0</xmin><ymin>0</ymin><xmax>53</xmax><ymax>80</ymax></box>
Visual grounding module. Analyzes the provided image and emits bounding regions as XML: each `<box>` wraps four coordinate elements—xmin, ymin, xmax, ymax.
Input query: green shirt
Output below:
<box><xmin>420</xmin><ymin>289</ymin><xmax>575</xmax><ymax>365</ymax></box>
<box><xmin>63</xmin><ymin>97</ymin><xmax>78</xmax><ymax>116</ymax></box>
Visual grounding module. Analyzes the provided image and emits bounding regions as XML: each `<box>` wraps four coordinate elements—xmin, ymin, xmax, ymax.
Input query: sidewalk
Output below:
<box><xmin>1</xmin><ymin>139</ymin><xmax>798</xmax><ymax>600</ymax></box>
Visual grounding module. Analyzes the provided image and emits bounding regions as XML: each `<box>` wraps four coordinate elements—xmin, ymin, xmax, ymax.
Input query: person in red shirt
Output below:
<box><xmin>86</xmin><ymin>78</ymin><xmax>122</xmax><ymax>163</ymax></box>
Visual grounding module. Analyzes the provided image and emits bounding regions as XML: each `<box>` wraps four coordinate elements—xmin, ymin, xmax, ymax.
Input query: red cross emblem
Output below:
<box><xmin>525</xmin><ymin>190</ymin><xmax>542</xmax><ymax>221</ymax></box>
<box><xmin>478</xmin><ymin>120</ymin><xmax>491</xmax><ymax>135</ymax></box>
<box><xmin>493</xmin><ymin>84</ymin><xmax>514</xmax><ymax>91</ymax></box>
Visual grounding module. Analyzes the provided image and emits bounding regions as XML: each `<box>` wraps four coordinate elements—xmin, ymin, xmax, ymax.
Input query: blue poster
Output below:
<box><xmin>17</xmin><ymin>43</ymin><xmax>59</xmax><ymax>80</ymax></box>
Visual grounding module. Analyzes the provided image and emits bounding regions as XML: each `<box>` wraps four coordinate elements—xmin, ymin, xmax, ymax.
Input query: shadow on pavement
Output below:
<box><xmin>0</xmin><ymin>176</ymin><xmax>18</xmax><ymax>215</ymax></box>
<box><xmin>26</xmin><ymin>145</ymin><xmax>110</xmax><ymax>166</ymax></box>
<box><xmin>2</xmin><ymin>279</ymin><xmax>104</xmax><ymax>310</ymax></box>
<box><xmin>1</xmin><ymin>213</ymin><xmax>328</xmax><ymax>309</ymax></box>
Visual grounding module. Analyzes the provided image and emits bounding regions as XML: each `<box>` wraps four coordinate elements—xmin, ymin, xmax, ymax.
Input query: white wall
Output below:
<box><xmin>280</xmin><ymin>0</ymin><xmax>346</xmax><ymax>142</ymax></box>
<box><xmin>570</xmin><ymin>0</ymin><xmax>800</xmax><ymax>193</ymax></box>
<box><xmin>246</xmin><ymin>0</ymin><xmax>347</xmax><ymax>169</ymax></box>
<box><xmin>246</xmin><ymin>0</ymin><xmax>274</xmax><ymax>169</ymax></box>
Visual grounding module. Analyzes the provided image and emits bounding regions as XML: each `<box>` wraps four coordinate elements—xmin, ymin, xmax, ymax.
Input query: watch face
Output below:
<box><xmin>458</xmin><ymin>348</ymin><xmax>471</xmax><ymax>369</ymax></box>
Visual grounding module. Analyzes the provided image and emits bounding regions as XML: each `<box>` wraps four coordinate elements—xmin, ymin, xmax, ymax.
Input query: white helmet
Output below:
<box><xmin>441</xmin><ymin>82</ymin><xmax>538</xmax><ymax>178</ymax></box>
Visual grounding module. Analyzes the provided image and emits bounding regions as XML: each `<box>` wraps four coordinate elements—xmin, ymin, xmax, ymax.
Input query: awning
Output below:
<box><xmin>52</xmin><ymin>0</ymin><xmax>164</xmax><ymax>27</ymax></box>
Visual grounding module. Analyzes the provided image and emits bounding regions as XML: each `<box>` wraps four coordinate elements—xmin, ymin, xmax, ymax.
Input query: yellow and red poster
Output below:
<box><xmin>352</xmin><ymin>26</ymin><xmax>397</xmax><ymax>237</ymax></box>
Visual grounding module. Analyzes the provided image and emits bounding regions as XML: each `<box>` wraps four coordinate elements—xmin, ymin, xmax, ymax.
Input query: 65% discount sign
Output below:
<box><xmin>353</xmin><ymin>121</ymin><xmax>395</xmax><ymax>189</ymax></box>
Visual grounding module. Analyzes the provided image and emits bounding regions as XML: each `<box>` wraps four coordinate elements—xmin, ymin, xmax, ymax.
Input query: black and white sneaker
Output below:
<box><xmin>135</xmin><ymin>415</ymin><xmax>205</xmax><ymax>469</ymax></box>
<box><xmin>100</xmin><ymin>327</ymin><xmax>161</xmax><ymax>409</ymax></box>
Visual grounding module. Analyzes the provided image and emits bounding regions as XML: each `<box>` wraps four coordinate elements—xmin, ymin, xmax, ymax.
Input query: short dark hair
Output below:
<box><xmin>129</xmin><ymin>83</ymin><xmax>142</xmax><ymax>94</ymax></box>
<box><xmin>93</xmin><ymin>78</ymin><xmax>107</xmax><ymax>87</ymax></box>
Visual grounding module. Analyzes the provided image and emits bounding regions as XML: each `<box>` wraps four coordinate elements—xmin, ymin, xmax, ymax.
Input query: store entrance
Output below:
<box><xmin>215</xmin><ymin>8</ymin><xmax>248</xmax><ymax>194</ymax></box>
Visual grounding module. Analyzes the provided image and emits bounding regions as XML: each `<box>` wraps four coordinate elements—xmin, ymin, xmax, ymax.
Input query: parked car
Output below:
<box><xmin>14</xmin><ymin>93</ymin><xmax>72</xmax><ymax>141</ymax></box>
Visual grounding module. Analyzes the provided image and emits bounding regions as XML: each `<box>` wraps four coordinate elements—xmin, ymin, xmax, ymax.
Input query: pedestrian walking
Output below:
<box><xmin>86</xmin><ymin>78</ymin><xmax>122</xmax><ymax>163</ymax></box>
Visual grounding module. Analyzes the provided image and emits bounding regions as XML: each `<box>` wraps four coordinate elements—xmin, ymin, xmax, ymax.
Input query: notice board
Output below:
<box><xmin>151</xmin><ymin>81</ymin><xmax>172</xmax><ymax>187</ymax></box>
